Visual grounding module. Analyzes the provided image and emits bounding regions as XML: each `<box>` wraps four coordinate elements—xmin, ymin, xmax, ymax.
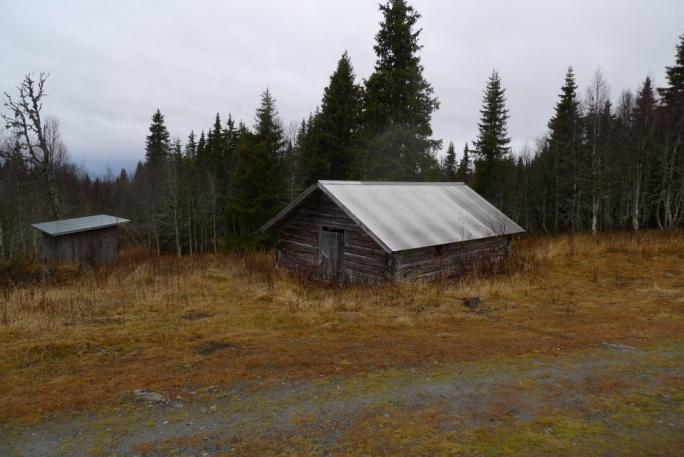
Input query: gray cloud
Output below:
<box><xmin>1</xmin><ymin>0</ymin><xmax>682</xmax><ymax>175</ymax></box>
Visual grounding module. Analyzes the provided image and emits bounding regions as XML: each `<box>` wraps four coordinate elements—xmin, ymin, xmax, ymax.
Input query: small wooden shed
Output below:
<box><xmin>32</xmin><ymin>215</ymin><xmax>130</xmax><ymax>266</ymax></box>
<box><xmin>262</xmin><ymin>181</ymin><xmax>524</xmax><ymax>283</ymax></box>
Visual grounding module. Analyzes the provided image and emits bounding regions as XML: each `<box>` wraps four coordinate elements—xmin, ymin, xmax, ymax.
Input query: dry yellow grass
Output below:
<box><xmin>1</xmin><ymin>230</ymin><xmax>683</xmax><ymax>424</ymax></box>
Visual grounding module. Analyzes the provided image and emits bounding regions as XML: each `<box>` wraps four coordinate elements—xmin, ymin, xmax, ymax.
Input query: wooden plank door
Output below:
<box><xmin>319</xmin><ymin>228</ymin><xmax>344</xmax><ymax>280</ymax></box>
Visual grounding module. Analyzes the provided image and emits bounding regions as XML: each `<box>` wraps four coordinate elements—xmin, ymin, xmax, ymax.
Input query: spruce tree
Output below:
<box><xmin>295</xmin><ymin>118</ymin><xmax>308</xmax><ymax>160</ymax></box>
<box><xmin>657</xmin><ymin>34</ymin><xmax>684</xmax><ymax>109</ymax></box>
<box><xmin>634</xmin><ymin>77</ymin><xmax>656</xmax><ymax>127</ymax></box>
<box><xmin>473</xmin><ymin>70</ymin><xmax>511</xmax><ymax>206</ymax></box>
<box><xmin>133</xmin><ymin>161</ymin><xmax>145</xmax><ymax>181</ymax></box>
<box><xmin>254</xmin><ymin>88</ymin><xmax>286</xmax><ymax>155</ymax></box>
<box><xmin>116</xmin><ymin>168</ymin><xmax>129</xmax><ymax>186</ymax></box>
<box><xmin>362</xmin><ymin>0</ymin><xmax>440</xmax><ymax>180</ymax></box>
<box><xmin>222</xmin><ymin>115</ymin><xmax>239</xmax><ymax>166</ymax></box>
<box><xmin>302</xmin><ymin>52</ymin><xmax>363</xmax><ymax>185</ymax></box>
<box><xmin>184</xmin><ymin>131</ymin><xmax>197</xmax><ymax>160</ymax></box>
<box><xmin>442</xmin><ymin>142</ymin><xmax>457</xmax><ymax>180</ymax></box>
<box><xmin>196</xmin><ymin>131</ymin><xmax>206</xmax><ymax>164</ymax></box>
<box><xmin>142</xmin><ymin>110</ymin><xmax>172</xmax><ymax>253</ymax></box>
<box><xmin>145</xmin><ymin>109</ymin><xmax>170</xmax><ymax>167</ymax></box>
<box><xmin>655</xmin><ymin>35</ymin><xmax>684</xmax><ymax>228</ymax></box>
<box><xmin>295</xmin><ymin>115</ymin><xmax>316</xmax><ymax>187</ymax></box>
<box><xmin>229</xmin><ymin>89</ymin><xmax>287</xmax><ymax>236</ymax></box>
<box><xmin>455</xmin><ymin>143</ymin><xmax>471</xmax><ymax>183</ymax></box>
<box><xmin>207</xmin><ymin>113</ymin><xmax>223</xmax><ymax>170</ymax></box>
<box><xmin>631</xmin><ymin>77</ymin><xmax>657</xmax><ymax>229</ymax></box>
<box><xmin>547</xmin><ymin>67</ymin><xmax>580</xmax><ymax>231</ymax></box>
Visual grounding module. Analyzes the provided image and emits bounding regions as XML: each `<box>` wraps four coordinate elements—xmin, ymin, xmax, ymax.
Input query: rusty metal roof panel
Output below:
<box><xmin>262</xmin><ymin>181</ymin><xmax>524</xmax><ymax>253</ymax></box>
<box><xmin>32</xmin><ymin>215</ymin><xmax>130</xmax><ymax>236</ymax></box>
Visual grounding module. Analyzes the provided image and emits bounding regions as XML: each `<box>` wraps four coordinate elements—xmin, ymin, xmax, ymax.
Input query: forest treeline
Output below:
<box><xmin>1</xmin><ymin>0</ymin><xmax>682</xmax><ymax>258</ymax></box>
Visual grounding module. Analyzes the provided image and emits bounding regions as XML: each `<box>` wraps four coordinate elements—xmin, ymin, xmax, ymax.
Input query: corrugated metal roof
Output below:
<box><xmin>262</xmin><ymin>181</ymin><xmax>524</xmax><ymax>252</ymax></box>
<box><xmin>32</xmin><ymin>215</ymin><xmax>130</xmax><ymax>237</ymax></box>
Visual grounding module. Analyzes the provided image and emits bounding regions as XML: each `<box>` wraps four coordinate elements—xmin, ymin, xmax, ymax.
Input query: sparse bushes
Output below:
<box><xmin>237</xmin><ymin>251</ymin><xmax>276</xmax><ymax>291</ymax></box>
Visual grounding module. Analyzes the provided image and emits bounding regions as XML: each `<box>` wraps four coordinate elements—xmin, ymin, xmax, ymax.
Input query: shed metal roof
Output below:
<box><xmin>32</xmin><ymin>215</ymin><xmax>130</xmax><ymax>237</ymax></box>
<box><xmin>262</xmin><ymin>181</ymin><xmax>524</xmax><ymax>253</ymax></box>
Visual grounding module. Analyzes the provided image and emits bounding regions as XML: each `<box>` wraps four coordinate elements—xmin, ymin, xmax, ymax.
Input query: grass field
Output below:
<box><xmin>1</xmin><ymin>230</ymin><xmax>683</xmax><ymax>455</ymax></box>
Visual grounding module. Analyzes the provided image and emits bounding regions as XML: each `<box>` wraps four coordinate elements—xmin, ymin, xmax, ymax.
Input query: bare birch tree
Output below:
<box><xmin>584</xmin><ymin>69</ymin><xmax>611</xmax><ymax>234</ymax></box>
<box><xmin>2</xmin><ymin>73</ymin><xmax>64</xmax><ymax>219</ymax></box>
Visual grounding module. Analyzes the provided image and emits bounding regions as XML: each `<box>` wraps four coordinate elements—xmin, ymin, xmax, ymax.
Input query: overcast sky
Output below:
<box><xmin>1</xmin><ymin>0</ymin><xmax>682</xmax><ymax>175</ymax></box>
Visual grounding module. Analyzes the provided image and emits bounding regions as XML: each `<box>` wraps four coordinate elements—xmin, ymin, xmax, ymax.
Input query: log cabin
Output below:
<box><xmin>261</xmin><ymin>181</ymin><xmax>524</xmax><ymax>283</ymax></box>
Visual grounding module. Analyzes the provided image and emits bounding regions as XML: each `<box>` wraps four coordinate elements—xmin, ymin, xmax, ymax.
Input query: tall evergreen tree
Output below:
<box><xmin>655</xmin><ymin>34</ymin><xmax>684</xmax><ymax>228</ymax></box>
<box><xmin>204</xmin><ymin>113</ymin><xmax>224</xmax><ymax>172</ymax></box>
<box><xmin>144</xmin><ymin>109</ymin><xmax>170</xmax><ymax>167</ymax></box>
<box><xmin>184</xmin><ymin>131</ymin><xmax>197</xmax><ymax>160</ymax></box>
<box><xmin>141</xmin><ymin>109</ymin><xmax>172</xmax><ymax>254</ymax></box>
<box><xmin>222</xmin><ymin>115</ymin><xmax>239</xmax><ymax>168</ymax></box>
<box><xmin>547</xmin><ymin>67</ymin><xmax>581</xmax><ymax>231</ymax></box>
<box><xmin>473</xmin><ymin>70</ymin><xmax>511</xmax><ymax>207</ymax></box>
<box><xmin>630</xmin><ymin>77</ymin><xmax>657</xmax><ymax>230</ymax></box>
<box><xmin>229</xmin><ymin>89</ymin><xmax>287</xmax><ymax>237</ymax></box>
<box><xmin>455</xmin><ymin>143</ymin><xmax>472</xmax><ymax>184</ymax></box>
<box><xmin>442</xmin><ymin>142</ymin><xmax>457</xmax><ymax>180</ymax></box>
<box><xmin>196</xmin><ymin>131</ymin><xmax>206</xmax><ymax>163</ymax></box>
<box><xmin>301</xmin><ymin>51</ymin><xmax>363</xmax><ymax>185</ymax></box>
<box><xmin>361</xmin><ymin>0</ymin><xmax>440</xmax><ymax>180</ymax></box>
<box><xmin>295</xmin><ymin>115</ymin><xmax>316</xmax><ymax>188</ymax></box>
<box><xmin>116</xmin><ymin>168</ymin><xmax>129</xmax><ymax>186</ymax></box>
<box><xmin>657</xmin><ymin>34</ymin><xmax>684</xmax><ymax>108</ymax></box>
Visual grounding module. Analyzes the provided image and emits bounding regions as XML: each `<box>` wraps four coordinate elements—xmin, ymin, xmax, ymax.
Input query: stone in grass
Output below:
<box><xmin>133</xmin><ymin>389</ymin><xmax>169</xmax><ymax>405</ymax></box>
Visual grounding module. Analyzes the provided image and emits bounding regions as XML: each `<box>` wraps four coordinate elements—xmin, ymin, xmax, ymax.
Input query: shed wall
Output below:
<box><xmin>392</xmin><ymin>236</ymin><xmax>511</xmax><ymax>281</ymax></box>
<box><xmin>276</xmin><ymin>190</ymin><xmax>391</xmax><ymax>283</ymax></box>
<box><xmin>41</xmin><ymin>226</ymin><xmax>119</xmax><ymax>265</ymax></box>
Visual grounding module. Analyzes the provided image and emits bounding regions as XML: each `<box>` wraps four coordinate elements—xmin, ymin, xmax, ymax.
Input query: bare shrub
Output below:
<box><xmin>508</xmin><ymin>242</ymin><xmax>546</xmax><ymax>275</ymax></box>
<box><xmin>236</xmin><ymin>251</ymin><xmax>277</xmax><ymax>292</ymax></box>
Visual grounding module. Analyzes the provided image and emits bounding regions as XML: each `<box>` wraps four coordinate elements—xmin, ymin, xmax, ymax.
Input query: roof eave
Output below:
<box><xmin>31</xmin><ymin>218</ymin><xmax>130</xmax><ymax>237</ymax></box>
<box><xmin>387</xmin><ymin>228</ymin><xmax>526</xmax><ymax>254</ymax></box>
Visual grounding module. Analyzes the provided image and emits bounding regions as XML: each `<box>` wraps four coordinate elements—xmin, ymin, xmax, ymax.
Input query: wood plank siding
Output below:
<box><xmin>41</xmin><ymin>226</ymin><xmax>120</xmax><ymax>265</ymax></box>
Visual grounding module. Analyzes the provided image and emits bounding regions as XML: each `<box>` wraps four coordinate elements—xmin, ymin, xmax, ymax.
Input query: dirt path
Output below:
<box><xmin>2</xmin><ymin>340</ymin><xmax>683</xmax><ymax>456</ymax></box>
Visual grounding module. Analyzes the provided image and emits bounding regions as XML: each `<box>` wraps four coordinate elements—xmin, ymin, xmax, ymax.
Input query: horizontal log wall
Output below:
<box><xmin>277</xmin><ymin>190</ymin><xmax>391</xmax><ymax>283</ymax></box>
<box><xmin>392</xmin><ymin>236</ymin><xmax>511</xmax><ymax>281</ymax></box>
<box><xmin>277</xmin><ymin>190</ymin><xmax>514</xmax><ymax>284</ymax></box>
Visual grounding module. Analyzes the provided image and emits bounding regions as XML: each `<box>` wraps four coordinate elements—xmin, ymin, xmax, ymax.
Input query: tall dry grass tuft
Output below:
<box><xmin>238</xmin><ymin>251</ymin><xmax>277</xmax><ymax>292</ymax></box>
<box><xmin>0</xmin><ymin>252</ymin><xmax>206</xmax><ymax>330</ymax></box>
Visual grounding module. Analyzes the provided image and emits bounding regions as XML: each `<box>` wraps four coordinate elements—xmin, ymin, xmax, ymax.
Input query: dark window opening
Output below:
<box><xmin>434</xmin><ymin>245</ymin><xmax>445</xmax><ymax>257</ymax></box>
<box><xmin>322</xmin><ymin>226</ymin><xmax>344</xmax><ymax>234</ymax></box>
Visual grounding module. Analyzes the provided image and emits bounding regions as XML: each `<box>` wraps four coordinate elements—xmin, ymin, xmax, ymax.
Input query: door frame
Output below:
<box><xmin>318</xmin><ymin>226</ymin><xmax>345</xmax><ymax>280</ymax></box>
